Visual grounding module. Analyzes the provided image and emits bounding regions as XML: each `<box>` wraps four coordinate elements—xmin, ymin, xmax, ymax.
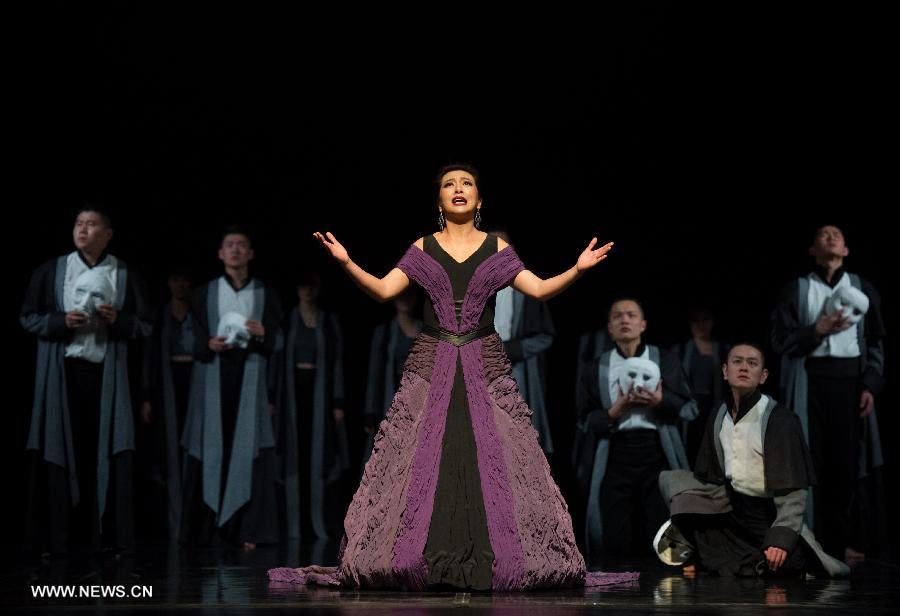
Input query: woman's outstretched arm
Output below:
<box><xmin>506</xmin><ymin>236</ymin><xmax>614</xmax><ymax>301</ymax></box>
<box><xmin>313</xmin><ymin>231</ymin><xmax>412</xmax><ymax>302</ymax></box>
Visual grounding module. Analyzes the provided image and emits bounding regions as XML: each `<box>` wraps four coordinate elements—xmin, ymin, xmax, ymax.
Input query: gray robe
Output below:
<box><xmin>575</xmin><ymin>344</ymin><xmax>698</xmax><ymax>552</ymax></box>
<box><xmin>501</xmin><ymin>289</ymin><xmax>555</xmax><ymax>453</ymax></box>
<box><xmin>771</xmin><ymin>272</ymin><xmax>885</xmax><ymax>527</ymax></box>
<box><xmin>659</xmin><ymin>395</ymin><xmax>848</xmax><ymax>577</ymax></box>
<box><xmin>362</xmin><ymin>316</ymin><xmax>421</xmax><ymax>464</ymax></box>
<box><xmin>672</xmin><ymin>339</ymin><xmax>728</xmax><ymax>451</ymax></box>
<box><xmin>141</xmin><ymin>303</ymin><xmax>195</xmax><ymax>540</ymax></box>
<box><xmin>22</xmin><ymin>253</ymin><xmax>152</xmax><ymax>529</ymax></box>
<box><xmin>181</xmin><ymin>279</ymin><xmax>278</xmax><ymax>528</ymax></box>
<box><xmin>279</xmin><ymin>307</ymin><xmax>348</xmax><ymax>540</ymax></box>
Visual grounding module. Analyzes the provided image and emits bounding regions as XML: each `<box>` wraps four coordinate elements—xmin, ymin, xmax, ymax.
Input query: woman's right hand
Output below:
<box><xmin>313</xmin><ymin>231</ymin><xmax>350</xmax><ymax>265</ymax></box>
<box><xmin>312</xmin><ymin>231</ymin><xmax>411</xmax><ymax>302</ymax></box>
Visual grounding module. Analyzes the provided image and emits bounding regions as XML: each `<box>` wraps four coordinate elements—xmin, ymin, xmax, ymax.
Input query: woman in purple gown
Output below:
<box><xmin>268</xmin><ymin>164</ymin><xmax>634</xmax><ymax>590</ymax></box>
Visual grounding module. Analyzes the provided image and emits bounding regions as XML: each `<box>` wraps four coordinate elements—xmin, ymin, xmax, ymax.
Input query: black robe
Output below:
<box><xmin>573</xmin><ymin>342</ymin><xmax>697</xmax><ymax>552</ymax></box>
<box><xmin>22</xmin><ymin>252</ymin><xmax>153</xmax><ymax>553</ymax></box>
<box><xmin>671</xmin><ymin>339</ymin><xmax>729</xmax><ymax>465</ymax></box>
<box><xmin>179</xmin><ymin>276</ymin><xmax>282</xmax><ymax>546</ymax></box>
<box><xmin>574</xmin><ymin>344</ymin><xmax>696</xmax><ymax>497</ymax></box>
<box><xmin>274</xmin><ymin>306</ymin><xmax>348</xmax><ymax>540</ymax></box>
<box><xmin>660</xmin><ymin>390</ymin><xmax>831</xmax><ymax>575</ymax></box>
<box><xmin>139</xmin><ymin>303</ymin><xmax>196</xmax><ymax>541</ymax></box>
<box><xmin>770</xmin><ymin>267</ymin><xmax>886</xmax><ymax>554</ymax></box>
<box><xmin>499</xmin><ymin>289</ymin><xmax>556</xmax><ymax>453</ymax></box>
<box><xmin>694</xmin><ymin>391</ymin><xmax>816</xmax><ymax>497</ymax></box>
<box><xmin>363</xmin><ymin>316</ymin><xmax>419</xmax><ymax>465</ymax></box>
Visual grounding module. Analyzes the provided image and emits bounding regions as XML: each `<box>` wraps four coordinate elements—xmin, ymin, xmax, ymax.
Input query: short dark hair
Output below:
<box><xmin>434</xmin><ymin>162</ymin><xmax>481</xmax><ymax>198</ymax></box>
<box><xmin>727</xmin><ymin>342</ymin><xmax>767</xmax><ymax>368</ymax></box>
<box><xmin>220</xmin><ymin>225</ymin><xmax>253</xmax><ymax>247</ymax></box>
<box><xmin>77</xmin><ymin>204</ymin><xmax>113</xmax><ymax>229</ymax></box>
<box><xmin>608</xmin><ymin>297</ymin><xmax>645</xmax><ymax>320</ymax></box>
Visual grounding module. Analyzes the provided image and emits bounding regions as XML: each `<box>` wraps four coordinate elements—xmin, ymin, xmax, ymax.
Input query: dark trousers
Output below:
<box><xmin>600</xmin><ymin>429</ymin><xmax>669</xmax><ymax>555</ymax></box>
<box><xmin>180</xmin><ymin>351</ymin><xmax>276</xmax><ymax>546</ymax></box>
<box><xmin>38</xmin><ymin>358</ymin><xmax>134</xmax><ymax>555</ymax></box>
<box><xmin>180</xmin><ymin>452</ymin><xmax>276</xmax><ymax>546</ymax></box>
<box><xmin>673</xmin><ymin>487</ymin><xmax>807</xmax><ymax>577</ymax></box>
<box><xmin>807</xmin><ymin>374</ymin><xmax>860</xmax><ymax>556</ymax></box>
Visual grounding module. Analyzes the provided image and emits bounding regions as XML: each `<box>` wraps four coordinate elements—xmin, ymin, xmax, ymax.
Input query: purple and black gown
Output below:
<box><xmin>269</xmin><ymin>235</ymin><xmax>638</xmax><ymax>590</ymax></box>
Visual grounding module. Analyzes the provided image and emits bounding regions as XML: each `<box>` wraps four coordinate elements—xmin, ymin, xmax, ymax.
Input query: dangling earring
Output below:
<box><xmin>438</xmin><ymin>210</ymin><xmax>445</xmax><ymax>231</ymax></box>
<box><xmin>474</xmin><ymin>208</ymin><xmax>482</xmax><ymax>229</ymax></box>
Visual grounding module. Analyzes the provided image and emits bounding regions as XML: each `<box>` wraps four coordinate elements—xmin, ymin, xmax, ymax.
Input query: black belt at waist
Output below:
<box><xmin>421</xmin><ymin>324</ymin><xmax>496</xmax><ymax>347</ymax></box>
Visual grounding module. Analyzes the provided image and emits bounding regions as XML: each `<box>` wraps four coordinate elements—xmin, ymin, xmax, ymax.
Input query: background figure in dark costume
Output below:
<box><xmin>269</xmin><ymin>163</ymin><xmax>634</xmax><ymax>590</ymax></box>
<box><xmin>22</xmin><ymin>208</ymin><xmax>153</xmax><ymax>557</ymax></box>
<box><xmin>657</xmin><ymin>343</ymin><xmax>849</xmax><ymax>578</ymax></box>
<box><xmin>575</xmin><ymin>298</ymin><xmax>697</xmax><ymax>556</ymax></box>
<box><xmin>671</xmin><ymin>307</ymin><xmax>728</xmax><ymax>465</ymax></box>
<box><xmin>277</xmin><ymin>270</ymin><xmax>349</xmax><ymax>541</ymax></box>
<box><xmin>573</xmin><ymin>326</ymin><xmax>611</xmax><ymax>506</ymax></box>
<box><xmin>362</xmin><ymin>287</ymin><xmax>421</xmax><ymax>467</ymax></box>
<box><xmin>493</xmin><ymin>230</ymin><xmax>556</xmax><ymax>457</ymax></box>
<box><xmin>139</xmin><ymin>269</ymin><xmax>195</xmax><ymax>542</ymax></box>
<box><xmin>575</xmin><ymin>329</ymin><xmax>611</xmax><ymax>411</ymax></box>
<box><xmin>180</xmin><ymin>228</ymin><xmax>282</xmax><ymax>550</ymax></box>
<box><xmin>770</xmin><ymin>225</ymin><xmax>886</xmax><ymax>561</ymax></box>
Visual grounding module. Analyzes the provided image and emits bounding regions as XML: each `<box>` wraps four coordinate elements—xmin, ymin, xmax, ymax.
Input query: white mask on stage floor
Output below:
<box><xmin>218</xmin><ymin>312</ymin><xmax>250</xmax><ymax>348</ymax></box>
<box><xmin>72</xmin><ymin>269</ymin><xmax>114</xmax><ymax>317</ymax></box>
<box><xmin>618</xmin><ymin>357</ymin><xmax>661</xmax><ymax>394</ymax></box>
<box><xmin>826</xmin><ymin>286</ymin><xmax>869</xmax><ymax>325</ymax></box>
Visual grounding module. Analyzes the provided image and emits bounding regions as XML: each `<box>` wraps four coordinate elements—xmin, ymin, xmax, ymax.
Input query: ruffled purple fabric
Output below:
<box><xmin>267</xmin><ymin>565</ymin><xmax>341</xmax><ymax>586</ymax></box>
<box><xmin>267</xmin><ymin>243</ymin><xmax>639</xmax><ymax>590</ymax></box>
<box><xmin>480</xmin><ymin>335</ymin><xmax>582</xmax><ymax>588</ymax></box>
<box><xmin>584</xmin><ymin>571</ymin><xmax>641</xmax><ymax>587</ymax></box>
<box><xmin>267</xmin><ymin>566</ymin><xmax>638</xmax><ymax>588</ymax></box>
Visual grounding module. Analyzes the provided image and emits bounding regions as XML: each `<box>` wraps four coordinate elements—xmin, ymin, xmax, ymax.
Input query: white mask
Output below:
<box><xmin>72</xmin><ymin>269</ymin><xmax>114</xmax><ymax>317</ymax></box>
<box><xmin>217</xmin><ymin>311</ymin><xmax>250</xmax><ymax>348</ymax></box>
<box><xmin>826</xmin><ymin>286</ymin><xmax>869</xmax><ymax>325</ymax></box>
<box><xmin>618</xmin><ymin>357</ymin><xmax>661</xmax><ymax>394</ymax></box>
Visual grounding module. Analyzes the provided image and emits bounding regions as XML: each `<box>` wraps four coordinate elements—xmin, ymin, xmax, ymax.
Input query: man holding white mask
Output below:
<box><xmin>575</xmin><ymin>298</ymin><xmax>698</xmax><ymax>556</ymax></box>
<box><xmin>21</xmin><ymin>207</ymin><xmax>153</xmax><ymax>557</ymax></box>
<box><xmin>180</xmin><ymin>226</ymin><xmax>282</xmax><ymax>550</ymax></box>
<box><xmin>771</xmin><ymin>224</ymin><xmax>886</xmax><ymax>561</ymax></box>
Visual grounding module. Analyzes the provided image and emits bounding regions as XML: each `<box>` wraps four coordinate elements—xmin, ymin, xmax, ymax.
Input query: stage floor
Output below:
<box><xmin>5</xmin><ymin>542</ymin><xmax>899</xmax><ymax>614</ymax></box>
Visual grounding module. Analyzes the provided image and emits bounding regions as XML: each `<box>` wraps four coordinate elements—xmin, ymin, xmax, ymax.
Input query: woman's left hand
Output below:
<box><xmin>576</xmin><ymin>238</ymin><xmax>614</xmax><ymax>273</ymax></box>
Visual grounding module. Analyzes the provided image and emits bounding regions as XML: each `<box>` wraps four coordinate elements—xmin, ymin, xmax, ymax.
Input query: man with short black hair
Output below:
<box><xmin>656</xmin><ymin>343</ymin><xmax>848</xmax><ymax>577</ymax></box>
<box><xmin>22</xmin><ymin>207</ymin><xmax>153</xmax><ymax>556</ymax></box>
<box><xmin>771</xmin><ymin>225</ymin><xmax>886</xmax><ymax>559</ymax></box>
<box><xmin>576</xmin><ymin>298</ymin><xmax>697</xmax><ymax>555</ymax></box>
<box><xmin>180</xmin><ymin>227</ymin><xmax>282</xmax><ymax>549</ymax></box>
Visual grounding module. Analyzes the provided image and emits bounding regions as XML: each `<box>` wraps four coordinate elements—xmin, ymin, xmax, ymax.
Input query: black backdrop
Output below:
<box><xmin>7</xmin><ymin>3</ymin><xmax>893</xmax><ymax>558</ymax></box>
